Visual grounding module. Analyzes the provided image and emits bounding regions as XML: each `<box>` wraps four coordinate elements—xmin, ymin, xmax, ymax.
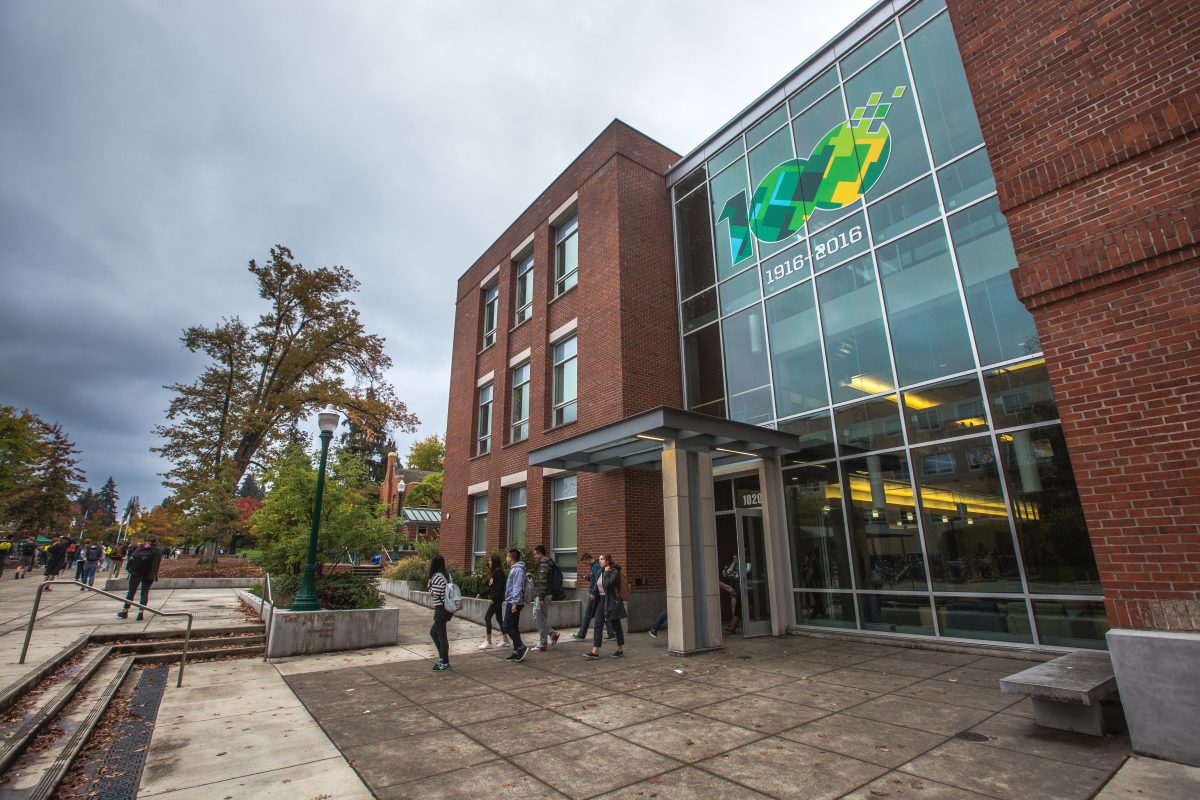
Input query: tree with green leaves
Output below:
<box><xmin>250</xmin><ymin>442</ymin><xmax>393</xmax><ymax>576</ymax></box>
<box><xmin>404</xmin><ymin>473</ymin><xmax>443</xmax><ymax>508</ymax></box>
<box><xmin>4</xmin><ymin>418</ymin><xmax>85</xmax><ymax>535</ymax></box>
<box><xmin>406</xmin><ymin>434</ymin><xmax>445</xmax><ymax>472</ymax></box>
<box><xmin>0</xmin><ymin>406</ymin><xmax>45</xmax><ymax>523</ymax></box>
<box><xmin>152</xmin><ymin>245</ymin><xmax>419</xmax><ymax>544</ymax></box>
<box><xmin>97</xmin><ymin>476</ymin><xmax>119</xmax><ymax>525</ymax></box>
<box><xmin>338</xmin><ymin>407</ymin><xmax>397</xmax><ymax>484</ymax></box>
<box><xmin>236</xmin><ymin>474</ymin><xmax>264</xmax><ymax>501</ymax></box>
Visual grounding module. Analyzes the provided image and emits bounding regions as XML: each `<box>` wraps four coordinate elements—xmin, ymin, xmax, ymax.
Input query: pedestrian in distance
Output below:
<box><xmin>648</xmin><ymin>610</ymin><xmax>667</xmax><ymax>639</ymax></box>
<box><xmin>503</xmin><ymin>548</ymin><xmax>529</xmax><ymax>662</ymax></box>
<box><xmin>427</xmin><ymin>554</ymin><xmax>453</xmax><ymax>671</ymax></box>
<box><xmin>478</xmin><ymin>553</ymin><xmax>510</xmax><ymax>650</ymax></box>
<box><xmin>72</xmin><ymin>542</ymin><xmax>88</xmax><ymax>582</ymax></box>
<box><xmin>117</xmin><ymin>535</ymin><xmax>162</xmax><ymax>620</ymax></box>
<box><xmin>0</xmin><ymin>539</ymin><xmax>9</xmax><ymax>579</ymax></box>
<box><xmin>108</xmin><ymin>541</ymin><xmax>127</xmax><ymax>576</ymax></box>
<box><xmin>570</xmin><ymin>552</ymin><xmax>616</xmax><ymax>642</ymax></box>
<box><xmin>42</xmin><ymin>537</ymin><xmax>69</xmax><ymax>591</ymax></box>
<box><xmin>79</xmin><ymin>542</ymin><xmax>103</xmax><ymax>590</ymax></box>
<box><xmin>530</xmin><ymin>545</ymin><xmax>561</xmax><ymax>652</ymax></box>
<box><xmin>582</xmin><ymin>554</ymin><xmax>627</xmax><ymax>660</ymax></box>
<box><xmin>15</xmin><ymin>538</ymin><xmax>36</xmax><ymax>579</ymax></box>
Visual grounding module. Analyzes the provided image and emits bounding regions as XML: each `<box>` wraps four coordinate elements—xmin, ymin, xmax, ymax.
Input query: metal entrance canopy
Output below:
<box><xmin>528</xmin><ymin>406</ymin><xmax>800</xmax><ymax>473</ymax></box>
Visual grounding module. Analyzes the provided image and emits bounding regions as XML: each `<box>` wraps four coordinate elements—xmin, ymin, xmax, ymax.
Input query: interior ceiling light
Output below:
<box><xmin>715</xmin><ymin>446</ymin><xmax>760</xmax><ymax>458</ymax></box>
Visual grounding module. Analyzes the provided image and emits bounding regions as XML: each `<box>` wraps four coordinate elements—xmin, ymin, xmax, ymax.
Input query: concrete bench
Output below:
<box><xmin>999</xmin><ymin>651</ymin><xmax>1118</xmax><ymax>735</ymax></box>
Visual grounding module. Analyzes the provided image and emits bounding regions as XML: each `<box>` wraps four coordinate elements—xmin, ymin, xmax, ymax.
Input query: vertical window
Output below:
<box><xmin>507</xmin><ymin>486</ymin><xmax>527</xmax><ymax>549</ymax></box>
<box><xmin>481</xmin><ymin>283</ymin><xmax>499</xmax><ymax>349</ymax></box>
<box><xmin>514</xmin><ymin>253</ymin><xmax>534</xmax><ymax>324</ymax></box>
<box><xmin>552</xmin><ymin>335</ymin><xmax>577</xmax><ymax>426</ymax></box>
<box><xmin>472</xmin><ymin>494</ymin><xmax>488</xmax><ymax>567</ymax></box>
<box><xmin>476</xmin><ymin>384</ymin><xmax>493</xmax><ymax>455</ymax></box>
<box><xmin>510</xmin><ymin>362</ymin><xmax>530</xmax><ymax>442</ymax></box>
<box><xmin>552</xmin><ymin>475</ymin><xmax>577</xmax><ymax>571</ymax></box>
<box><xmin>554</xmin><ymin>214</ymin><xmax>578</xmax><ymax>295</ymax></box>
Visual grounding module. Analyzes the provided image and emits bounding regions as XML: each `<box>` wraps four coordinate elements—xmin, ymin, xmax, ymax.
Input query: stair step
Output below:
<box><xmin>0</xmin><ymin>636</ymin><xmax>90</xmax><ymax>716</ymax></box>
<box><xmin>88</xmin><ymin>624</ymin><xmax>264</xmax><ymax>644</ymax></box>
<box><xmin>132</xmin><ymin>645</ymin><xmax>264</xmax><ymax>665</ymax></box>
<box><xmin>110</xmin><ymin>634</ymin><xmax>266</xmax><ymax>654</ymax></box>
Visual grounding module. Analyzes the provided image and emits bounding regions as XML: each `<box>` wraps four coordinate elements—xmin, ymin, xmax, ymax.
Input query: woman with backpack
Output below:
<box><xmin>427</xmin><ymin>554</ymin><xmax>454</xmax><ymax>672</ymax></box>
<box><xmin>478</xmin><ymin>553</ymin><xmax>509</xmax><ymax>651</ymax></box>
<box><xmin>582</xmin><ymin>553</ymin><xmax>626</xmax><ymax>660</ymax></box>
<box><xmin>118</xmin><ymin>535</ymin><xmax>162</xmax><ymax>620</ymax></box>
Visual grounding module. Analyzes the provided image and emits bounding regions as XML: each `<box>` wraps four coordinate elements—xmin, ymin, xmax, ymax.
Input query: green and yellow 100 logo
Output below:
<box><xmin>718</xmin><ymin>86</ymin><xmax>907</xmax><ymax>267</ymax></box>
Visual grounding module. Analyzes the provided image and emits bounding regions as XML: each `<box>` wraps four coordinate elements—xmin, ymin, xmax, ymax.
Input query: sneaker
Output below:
<box><xmin>478</xmin><ymin>641</ymin><xmax>493</xmax><ymax>650</ymax></box>
<box><xmin>531</xmin><ymin>643</ymin><xmax>546</xmax><ymax>652</ymax></box>
<box><xmin>433</xmin><ymin>661</ymin><xmax>450</xmax><ymax>671</ymax></box>
<box><xmin>569</xmin><ymin>633</ymin><xmax>585</xmax><ymax>641</ymax></box>
<box><xmin>504</xmin><ymin>652</ymin><xmax>519</xmax><ymax>662</ymax></box>
<box><xmin>517</xmin><ymin>647</ymin><xmax>530</xmax><ymax>662</ymax></box>
<box><xmin>43</xmin><ymin>587</ymin><xmax>52</xmax><ymax>592</ymax></box>
<box><xmin>550</xmin><ymin>632</ymin><xmax>560</xmax><ymax>647</ymax></box>
<box><xmin>116</xmin><ymin>611</ymin><xmax>127</xmax><ymax>619</ymax></box>
<box><xmin>136</xmin><ymin>613</ymin><xmax>144</xmax><ymax>621</ymax></box>
<box><xmin>611</xmin><ymin>650</ymin><xmax>625</xmax><ymax>658</ymax></box>
<box><xmin>648</xmin><ymin>629</ymin><xmax>659</xmax><ymax>639</ymax></box>
<box><xmin>582</xmin><ymin>651</ymin><xmax>600</xmax><ymax>660</ymax></box>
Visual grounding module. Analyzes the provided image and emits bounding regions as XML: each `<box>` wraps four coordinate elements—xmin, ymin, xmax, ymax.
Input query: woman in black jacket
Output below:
<box><xmin>582</xmin><ymin>553</ymin><xmax>626</xmax><ymax>659</ymax></box>
<box><xmin>479</xmin><ymin>553</ymin><xmax>509</xmax><ymax>650</ymax></box>
<box><xmin>428</xmin><ymin>555</ymin><xmax>452</xmax><ymax>671</ymax></box>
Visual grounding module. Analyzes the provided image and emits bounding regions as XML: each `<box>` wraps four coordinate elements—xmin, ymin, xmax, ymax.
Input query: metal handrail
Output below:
<box><xmin>262</xmin><ymin>574</ymin><xmax>275</xmax><ymax>662</ymax></box>
<box><xmin>19</xmin><ymin>580</ymin><xmax>194</xmax><ymax>688</ymax></box>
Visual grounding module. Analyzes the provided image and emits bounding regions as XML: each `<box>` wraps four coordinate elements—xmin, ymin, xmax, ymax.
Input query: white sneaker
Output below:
<box><xmin>478</xmin><ymin>641</ymin><xmax>492</xmax><ymax>650</ymax></box>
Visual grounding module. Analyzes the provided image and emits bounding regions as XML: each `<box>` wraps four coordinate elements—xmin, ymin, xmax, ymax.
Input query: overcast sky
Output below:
<box><xmin>0</xmin><ymin>0</ymin><xmax>877</xmax><ymax>508</ymax></box>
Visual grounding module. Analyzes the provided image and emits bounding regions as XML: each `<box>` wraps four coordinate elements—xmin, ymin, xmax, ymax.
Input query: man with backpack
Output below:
<box><xmin>530</xmin><ymin>545</ymin><xmax>561</xmax><ymax>652</ymax></box>
<box><xmin>503</xmin><ymin>549</ymin><xmax>529</xmax><ymax>662</ymax></box>
<box><xmin>79</xmin><ymin>541</ymin><xmax>103</xmax><ymax>590</ymax></box>
<box><xmin>108</xmin><ymin>541</ymin><xmax>127</xmax><ymax>576</ymax></box>
<box><xmin>117</xmin><ymin>535</ymin><xmax>162</xmax><ymax>621</ymax></box>
<box><xmin>15</xmin><ymin>538</ymin><xmax>36</xmax><ymax>579</ymax></box>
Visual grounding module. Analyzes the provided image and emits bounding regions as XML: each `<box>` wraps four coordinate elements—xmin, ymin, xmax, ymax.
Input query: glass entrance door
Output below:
<box><xmin>735</xmin><ymin>510</ymin><xmax>772</xmax><ymax>637</ymax></box>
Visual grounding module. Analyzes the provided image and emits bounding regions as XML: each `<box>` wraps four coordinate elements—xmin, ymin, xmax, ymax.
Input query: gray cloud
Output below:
<box><xmin>1</xmin><ymin>0</ymin><xmax>874</xmax><ymax>506</ymax></box>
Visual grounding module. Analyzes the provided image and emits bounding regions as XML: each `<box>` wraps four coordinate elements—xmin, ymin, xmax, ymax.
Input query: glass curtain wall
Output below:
<box><xmin>672</xmin><ymin>0</ymin><xmax>1106</xmax><ymax>648</ymax></box>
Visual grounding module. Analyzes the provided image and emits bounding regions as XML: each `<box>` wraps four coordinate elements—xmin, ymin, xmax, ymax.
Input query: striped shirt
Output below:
<box><xmin>430</xmin><ymin>572</ymin><xmax>447</xmax><ymax>604</ymax></box>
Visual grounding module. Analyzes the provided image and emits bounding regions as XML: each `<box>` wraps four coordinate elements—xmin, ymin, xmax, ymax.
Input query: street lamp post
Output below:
<box><xmin>291</xmin><ymin>408</ymin><xmax>340</xmax><ymax>611</ymax></box>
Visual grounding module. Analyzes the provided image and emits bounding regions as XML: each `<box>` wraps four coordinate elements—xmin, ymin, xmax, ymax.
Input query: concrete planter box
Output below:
<box><xmin>237</xmin><ymin>589</ymin><xmax>399</xmax><ymax>658</ymax></box>
<box><xmin>104</xmin><ymin>577</ymin><xmax>258</xmax><ymax>591</ymax></box>
<box><xmin>378</xmin><ymin>578</ymin><xmax>582</xmax><ymax>631</ymax></box>
<box><xmin>1108</xmin><ymin>628</ymin><xmax>1200</xmax><ymax>766</ymax></box>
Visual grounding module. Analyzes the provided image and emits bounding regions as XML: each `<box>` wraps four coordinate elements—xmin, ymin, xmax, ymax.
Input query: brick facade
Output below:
<box><xmin>949</xmin><ymin>0</ymin><xmax>1200</xmax><ymax>630</ymax></box>
<box><xmin>442</xmin><ymin>120</ymin><xmax>680</xmax><ymax>587</ymax></box>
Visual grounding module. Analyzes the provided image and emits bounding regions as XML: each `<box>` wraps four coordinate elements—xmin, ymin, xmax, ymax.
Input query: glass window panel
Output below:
<box><xmin>818</xmin><ymin>254</ymin><xmax>895</xmax><ymax>403</ymax></box>
<box><xmin>708</xmin><ymin>137</ymin><xmax>745</xmax><ymax>176</ymax></box>
<box><xmin>908</xmin><ymin>13</ymin><xmax>985</xmax><ymax>164</ymax></box>
<box><xmin>767</xmin><ymin>281</ymin><xmax>828</xmax><ymax>417</ymax></box>
<box><xmin>553</xmin><ymin>335</ymin><xmax>577</xmax><ymax>426</ymax></box>
<box><xmin>710</xmin><ymin>157</ymin><xmax>753</xmax><ymax>280</ymax></box>
<box><xmin>984</xmin><ymin>358</ymin><xmax>1059</xmax><ymax>427</ymax></box>
<box><xmin>714</xmin><ymin>479</ymin><xmax>734</xmax><ymax>513</ymax></box>
<box><xmin>1033</xmin><ymin>600</ymin><xmax>1111</xmax><ymax>650</ymax></box>
<box><xmin>477</xmin><ymin>384</ymin><xmax>493</xmax><ymax>455</ymax></box>
<box><xmin>868</xmin><ymin>176</ymin><xmax>939</xmax><ymax>243</ymax></box>
<box><xmin>472</xmin><ymin>495</ymin><xmax>487</xmax><ymax>555</ymax></box>
<box><xmin>877</xmin><ymin>224</ymin><xmax>976</xmax><ymax>386</ymax></box>
<box><xmin>845</xmin><ymin>47</ymin><xmax>931</xmax><ymax>198</ymax></box>
<box><xmin>793</xmin><ymin>90</ymin><xmax>863</xmax><ymax>233</ymax></box>
<box><xmin>840</xmin><ymin>22</ymin><xmax>899</xmax><ymax>77</ymax></box>
<box><xmin>507</xmin><ymin>486</ymin><xmax>526</xmax><ymax>549</ymax></box>
<box><xmin>859</xmin><ymin>594</ymin><xmax>934</xmax><ymax>635</ymax></box>
<box><xmin>760</xmin><ymin>238</ymin><xmax>811</xmax><ymax>297</ymax></box>
<box><xmin>719</xmin><ymin>268</ymin><xmax>761</xmax><ymax>316</ymax></box>
<box><xmin>998</xmin><ymin>425</ymin><xmax>1101</xmax><ymax>594</ymax></box>
<box><xmin>938</xmin><ymin>148</ymin><xmax>996</xmax><ymax>212</ymax></box>
<box><xmin>748</xmin><ymin>124</ymin><xmax>795</xmax><ymax>188</ymax></box>
<box><xmin>788</xmin><ymin>68</ymin><xmax>839</xmax><ymax>117</ymax></box>
<box><xmin>780</xmin><ymin>411</ymin><xmax>837</xmax><ymax>463</ymax></box>
<box><xmin>673</xmin><ymin>166</ymin><xmax>706</xmax><ymax>201</ymax></box>
<box><xmin>902</xmin><ymin>375</ymin><xmax>988</xmax><ymax>444</ymax></box>
<box><xmin>684</xmin><ymin>324</ymin><xmax>727</xmax><ymax>418</ymax></box>
<box><xmin>936</xmin><ymin>597</ymin><xmax>1033</xmax><ymax>643</ymax></box>
<box><xmin>913</xmin><ymin>437</ymin><xmax>1021</xmax><ymax>592</ymax></box>
<box><xmin>555</xmin><ymin>214</ymin><xmax>578</xmax><ymax>296</ymax></box>
<box><xmin>844</xmin><ymin>452</ymin><xmax>927</xmax><ymax>593</ymax></box>
<box><xmin>746</xmin><ymin>104</ymin><xmax>789</xmax><ymax>149</ymax></box>
<box><xmin>514</xmin><ymin>253</ymin><xmax>534</xmax><ymax>325</ymax></box>
<box><xmin>901</xmin><ymin>0</ymin><xmax>947</xmax><ymax>33</ymax></box>
<box><xmin>482</xmin><ymin>283</ymin><xmax>499</xmax><ymax>348</ymax></box>
<box><xmin>722</xmin><ymin>305</ymin><xmax>774</xmax><ymax>425</ymax></box>
<box><xmin>808</xmin><ymin>211</ymin><xmax>870</xmax><ymax>272</ymax></box>
<box><xmin>796</xmin><ymin>591</ymin><xmax>857</xmax><ymax>629</ymax></box>
<box><xmin>552</xmin><ymin>476</ymin><xmax>578</xmax><ymax>572</ymax></box>
<box><xmin>787</xmin><ymin>463</ymin><xmax>851</xmax><ymax>590</ymax></box>
<box><xmin>511</xmin><ymin>362</ymin><xmax>530</xmax><ymax>443</ymax></box>
<box><xmin>682</xmin><ymin>288</ymin><xmax>718</xmax><ymax>333</ymax></box>
<box><xmin>675</xmin><ymin>182</ymin><xmax>717</xmax><ymax>298</ymax></box>
<box><xmin>836</xmin><ymin>396</ymin><xmax>904</xmax><ymax>455</ymax></box>
<box><xmin>949</xmin><ymin>198</ymin><xmax>1041</xmax><ymax>365</ymax></box>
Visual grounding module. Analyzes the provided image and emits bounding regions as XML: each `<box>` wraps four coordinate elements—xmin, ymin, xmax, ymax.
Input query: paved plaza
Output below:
<box><xmin>2</xmin><ymin>579</ymin><xmax>1198</xmax><ymax>799</ymax></box>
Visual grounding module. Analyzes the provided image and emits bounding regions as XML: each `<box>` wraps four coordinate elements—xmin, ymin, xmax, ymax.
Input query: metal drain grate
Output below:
<box><xmin>88</xmin><ymin>666</ymin><xmax>168</xmax><ymax>800</ymax></box>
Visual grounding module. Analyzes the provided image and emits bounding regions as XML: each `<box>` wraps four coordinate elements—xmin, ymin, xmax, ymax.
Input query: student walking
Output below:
<box><xmin>108</xmin><ymin>542</ymin><xmax>127</xmax><ymax>576</ymax></box>
<box><xmin>582</xmin><ymin>554</ymin><xmax>626</xmax><ymax>660</ymax></box>
<box><xmin>478</xmin><ymin>554</ymin><xmax>510</xmax><ymax>650</ymax></box>
<box><xmin>117</xmin><ymin>536</ymin><xmax>162</xmax><ymax>620</ymax></box>
<box><xmin>571</xmin><ymin>552</ymin><xmax>616</xmax><ymax>642</ymax></box>
<box><xmin>530</xmin><ymin>545</ymin><xmax>560</xmax><ymax>652</ymax></box>
<box><xmin>503</xmin><ymin>549</ymin><xmax>529</xmax><ymax>662</ymax></box>
<box><xmin>72</xmin><ymin>543</ymin><xmax>88</xmax><ymax>582</ymax></box>
<box><xmin>42</xmin><ymin>537</ymin><xmax>69</xmax><ymax>591</ymax></box>
<box><xmin>79</xmin><ymin>542</ymin><xmax>103</xmax><ymax>589</ymax></box>
<box><xmin>426</xmin><ymin>555</ymin><xmax>453</xmax><ymax>671</ymax></box>
<box><xmin>648</xmin><ymin>610</ymin><xmax>667</xmax><ymax>638</ymax></box>
<box><xmin>15</xmin><ymin>538</ymin><xmax>36</xmax><ymax>579</ymax></box>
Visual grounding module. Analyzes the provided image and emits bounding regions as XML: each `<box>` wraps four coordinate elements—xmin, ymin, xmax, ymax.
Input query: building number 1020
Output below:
<box><xmin>762</xmin><ymin>224</ymin><xmax>864</xmax><ymax>285</ymax></box>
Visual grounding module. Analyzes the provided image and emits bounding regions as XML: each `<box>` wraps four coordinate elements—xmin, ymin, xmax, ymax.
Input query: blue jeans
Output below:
<box><xmin>578</xmin><ymin>596</ymin><xmax>616</xmax><ymax>638</ymax></box>
<box><xmin>81</xmin><ymin>562</ymin><xmax>98</xmax><ymax>586</ymax></box>
<box><xmin>650</xmin><ymin>610</ymin><xmax>667</xmax><ymax>634</ymax></box>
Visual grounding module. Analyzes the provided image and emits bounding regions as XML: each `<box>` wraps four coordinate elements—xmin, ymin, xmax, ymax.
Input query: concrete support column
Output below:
<box><xmin>662</xmin><ymin>441</ymin><xmax>723</xmax><ymax>655</ymax></box>
<box><xmin>758</xmin><ymin>456</ymin><xmax>794</xmax><ymax>636</ymax></box>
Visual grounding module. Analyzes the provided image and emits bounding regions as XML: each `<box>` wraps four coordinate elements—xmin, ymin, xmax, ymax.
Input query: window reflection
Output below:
<box><xmin>1033</xmin><ymin>600</ymin><xmax>1111</xmax><ymax>650</ymax></box>
<box><xmin>818</xmin><ymin>254</ymin><xmax>895</xmax><ymax>403</ymax></box>
<box><xmin>843</xmin><ymin>452</ymin><xmax>928</xmax><ymax>593</ymax></box>
<box><xmin>722</xmin><ymin>305</ymin><xmax>774</xmax><ymax>425</ymax></box>
<box><xmin>675</xmin><ymin>183</ymin><xmax>716</xmax><ymax>298</ymax></box>
<box><xmin>779</xmin><ymin>411</ymin><xmax>837</xmax><ymax>463</ymax></box>
<box><xmin>936</xmin><ymin>596</ymin><xmax>1033</xmax><ymax>644</ymax></box>
<box><xmin>907</xmin><ymin>12</ymin><xmax>985</xmax><ymax>164</ymax></box>
<box><xmin>859</xmin><ymin>594</ymin><xmax>934</xmax><ymax>635</ymax></box>
<box><xmin>938</xmin><ymin>148</ymin><xmax>996</xmax><ymax>211</ymax></box>
<box><xmin>683</xmin><ymin>324</ymin><xmax>726</xmax><ymax>418</ymax></box>
<box><xmin>984</xmin><ymin>358</ymin><xmax>1059</xmax><ymax>427</ymax></box>
<box><xmin>836</xmin><ymin>396</ymin><xmax>904</xmax><ymax>455</ymax></box>
<box><xmin>796</xmin><ymin>591</ymin><xmax>857</xmax><ymax>629</ymax></box>
<box><xmin>844</xmin><ymin>47</ymin><xmax>930</xmax><ymax>197</ymax></box>
<box><xmin>902</xmin><ymin>375</ymin><xmax>989</xmax><ymax>444</ymax></box>
<box><xmin>766</xmin><ymin>281</ymin><xmax>828</xmax><ymax>417</ymax></box>
<box><xmin>786</xmin><ymin>463</ymin><xmax>850</xmax><ymax>590</ymax></box>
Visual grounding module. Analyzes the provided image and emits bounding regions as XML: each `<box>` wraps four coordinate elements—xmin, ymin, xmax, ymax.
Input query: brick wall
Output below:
<box><xmin>442</xmin><ymin>120</ymin><xmax>680</xmax><ymax>587</ymax></box>
<box><xmin>949</xmin><ymin>0</ymin><xmax>1200</xmax><ymax>630</ymax></box>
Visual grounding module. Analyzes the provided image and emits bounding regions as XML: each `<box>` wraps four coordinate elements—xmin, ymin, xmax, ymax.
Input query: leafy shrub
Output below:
<box><xmin>266</xmin><ymin>572</ymin><xmax>383</xmax><ymax>610</ymax></box>
<box><xmin>414</xmin><ymin>538</ymin><xmax>441</xmax><ymax>561</ymax></box>
<box><xmin>382</xmin><ymin>555</ymin><xmax>429</xmax><ymax>582</ymax></box>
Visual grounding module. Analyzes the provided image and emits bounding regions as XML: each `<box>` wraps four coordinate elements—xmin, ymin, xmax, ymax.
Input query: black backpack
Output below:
<box><xmin>549</xmin><ymin>558</ymin><xmax>565</xmax><ymax>600</ymax></box>
<box><xmin>85</xmin><ymin>544</ymin><xmax>102</xmax><ymax>562</ymax></box>
<box><xmin>127</xmin><ymin>546</ymin><xmax>156</xmax><ymax>575</ymax></box>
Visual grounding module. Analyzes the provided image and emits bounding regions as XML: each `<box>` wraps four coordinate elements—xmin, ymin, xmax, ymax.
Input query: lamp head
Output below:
<box><xmin>317</xmin><ymin>408</ymin><xmax>340</xmax><ymax>433</ymax></box>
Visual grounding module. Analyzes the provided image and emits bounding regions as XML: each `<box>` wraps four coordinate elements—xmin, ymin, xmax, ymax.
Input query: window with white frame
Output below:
<box><xmin>481</xmin><ymin>283</ymin><xmax>499</xmax><ymax>349</ymax></box>
<box><xmin>551</xmin><ymin>475</ymin><xmax>577</xmax><ymax>571</ymax></box>
<box><xmin>514</xmin><ymin>253</ymin><xmax>534</xmax><ymax>324</ymax></box>
<box><xmin>554</xmin><ymin>214</ymin><xmax>578</xmax><ymax>296</ymax></box>
<box><xmin>511</xmin><ymin>362</ymin><xmax>530</xmax><ymax>442</ymax></box>
<box><xmin>507</xmin><ymin>486</ymin><xmax>527</xmax><ymax>549</ymax></box>
<box><xmin>552</xmin><ymin>335</ymin><xmax>577</xmax><ymax>426</ymax></box>
<box><xmin>477</xmin><ymin>383</ymin><xmax>493</xmax><ymax>455</ymax></box>
<box><xmin>472</xmin><ymin>494</ymin><xmax>488</xmax><ymax>567</ymax></box>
